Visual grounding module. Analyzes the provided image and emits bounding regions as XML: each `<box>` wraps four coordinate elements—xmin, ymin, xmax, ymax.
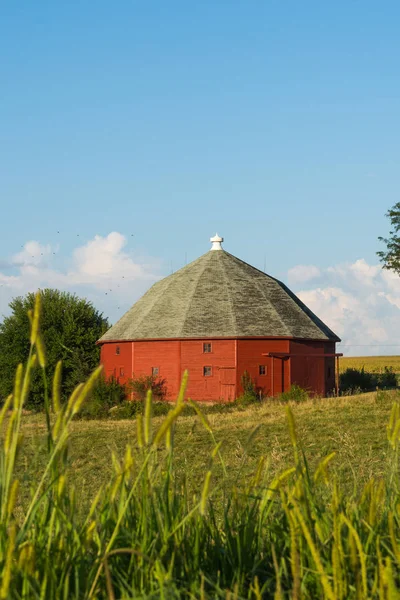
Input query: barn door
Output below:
<box><xmin>219</xmin><ymin>367</ymin><xmax>236</xmax><ymax>402</ymax></box>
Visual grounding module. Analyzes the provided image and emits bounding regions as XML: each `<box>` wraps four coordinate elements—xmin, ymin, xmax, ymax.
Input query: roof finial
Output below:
<box><xmin>210</xmin><ymin>233</ymin><xmax>223</xmax><ymax>251</ymax></box>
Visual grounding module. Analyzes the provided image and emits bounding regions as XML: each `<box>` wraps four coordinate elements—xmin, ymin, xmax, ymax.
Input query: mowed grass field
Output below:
<box><xmin>17</xmin><ymin>389</ymin><xmax>397</xmax><ymax>514</ymax></box>
<box><xmin>340</xmin><ymin>354</ymin><xmax>400</xmax><ymax>373</ymax></box>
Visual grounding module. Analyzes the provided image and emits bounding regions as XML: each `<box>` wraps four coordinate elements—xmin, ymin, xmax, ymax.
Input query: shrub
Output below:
<box><xmin>236</xmin><ymin>370</ymin><xmax>262</xmax><ymax>405</ymax></box>
<box><xmin>129</xmin><ymin>374</ymin><xmax>168</xmax><ymax>401</ymax></box>
<box><xmin>377</xmin><ymin>366</ymin><xmax>397</xmax><ymax>389</ymax></box>
<box><xmin>241</xmin><ymin>370</ymin><xmax>256</xmax><ymax>397</ymax></box>
<box><xmin>340</xmin><ymin>367</ymin><xmax>398</xmax><ymax>394</ymax></box>
<box><xmin>79</xmin><ymin>375</ymin><xmax>127</xmax><ymax>419</ymax></box>
<box><xmin>279</xmin><ymin>384</ymin><xmax>309</xmax><ymax>403</ymax></box>
<box><xmin>108</xmin><ymin>400</ymin><xmax>143</xmax><ymax>419</ymax></box>
<box><xmin>340</xmin><ymin>367</ymin><xmax>376</xmax><ymax>393</ymax></box>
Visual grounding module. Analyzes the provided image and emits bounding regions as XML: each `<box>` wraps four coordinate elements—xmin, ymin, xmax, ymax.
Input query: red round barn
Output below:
<box><xmin>98</xmin><ymin>235</ymin><xmax>341</xmax><ymax>400</ymax></box>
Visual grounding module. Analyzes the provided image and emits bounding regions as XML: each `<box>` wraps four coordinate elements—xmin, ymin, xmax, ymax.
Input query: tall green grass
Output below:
<box><xmin>1</xmin><ymin>291</ymin><xmax>400</xmax><ymax>598</ymax></box>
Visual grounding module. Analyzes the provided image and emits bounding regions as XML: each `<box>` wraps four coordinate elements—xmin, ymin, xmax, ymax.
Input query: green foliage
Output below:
<box><xmin>378</xmin><ymin>366</ymin><xmax>398</xmax><ymax>388</ymax></box>
<box><xmin>0</xmin><ymin>289</ymin><xmax>108</xmax><ymax>408</ymax></box>
<box><xmin>377</xmin><ymin>201</ymin><xmax>400</xmax><ymax>273</ymax></box>
<box><xmin>129</xmin><ymin>373</ymin><xmax>168</xmax><ymax>401</ymax></box>
<box><xmin>279</xmin><ymin>384</ymin><xmax>310</xmax><ymax>403</ymax></box>
<box><xmin>237</xmin><ymin>369</ymin><xmax>262</xmax><ymax>405</ymax></box>
<box><xmin>340</xmin><ymin>366</ymin><xmax>397</xmax><ymax>394</ymax></box>
<box><xmin>5</xmin><ymin>301</ymin><xmax>400</xmax><ymax>597</ymax></box>
<box><xmin>79</xmin><ymin>375</ymin><xmax>127</xmax><ymax>419</ymax></box>
<box><xmin>241</xmin><ymin>369</ymin><xmax>256</xmax><ymax>396</ymax></box>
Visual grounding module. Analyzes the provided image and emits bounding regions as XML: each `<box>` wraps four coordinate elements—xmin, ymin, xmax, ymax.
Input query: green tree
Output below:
<box><xmin>0</xmin><ymin>289</ymin><xmax>109</xmax><ymax>408</ymax></box>
<box><xmin>377</xmin><ymin>202</ymin><xmax>400</xmax><ymax>273</ymax></box>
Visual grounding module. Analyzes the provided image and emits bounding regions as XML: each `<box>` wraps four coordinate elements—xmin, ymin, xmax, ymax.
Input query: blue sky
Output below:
<box><xmin>1</xmin><ymin>1</ymin><xmax>400</xmax><ymax>354</ymax></box>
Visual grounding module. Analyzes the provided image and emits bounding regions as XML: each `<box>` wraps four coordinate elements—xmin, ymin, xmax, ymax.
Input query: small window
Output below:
<box><xmin>119</xmin><ymin>367</ymin><xmax>124</xmax><ymax>377</ymax></box>
<box><xmin>328</xmin><ymin>367</ymin><xmax>332</xmax><ymax>378</ymax></box>
<box><xmin>259</xmin><ymin>365</ymin><xmax>266</xmax><ymax>376</ymax></box>
<box><xmin>152</xmin><ymin>367</ymin><xmax>159</xmax><ymax>376</ymax></box>
<box><xmin>203</xmin><ymin>343</ymin><xmax>212</xmax><ymax>353</ymax></box>
<box><xmin>116</xmin><ymin>346</ymin><xmax>120</xmax><ymax>355</ymax></box>
<box><xmin>203</xmin><ymin>366</ymin><xmax>212</xmax><ymax>377</ymax></box>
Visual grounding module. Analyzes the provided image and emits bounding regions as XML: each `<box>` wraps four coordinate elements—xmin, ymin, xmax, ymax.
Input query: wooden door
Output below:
<box><xmin>219</xmin><ymin>367</ymin><xmax>236</xmax><ymax>402</ymax></box>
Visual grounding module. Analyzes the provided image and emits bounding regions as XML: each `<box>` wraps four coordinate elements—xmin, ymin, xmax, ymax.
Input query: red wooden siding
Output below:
<box><xmin>133</xmin><ymin>340</ymin><xmax>181</xmax><ymax>400</ymax></box>
<box><xmin>289</xmin><ymin>340</ymin><xmax>336</xmax><ymax>396</ymax></box>
<box><xmin>180</xmin><ymin>340</ymin><xmax>236</xmax><ymax>401</ymax></box>
<box><xmin>236</xmin><ymin>339</ymin><xmax>291</xmax><ymax>396</ymax></box>
<box><xmin>100</xmin><ymin>337</ymin><xmax>337</xmax><ymax>401</ymax></box>
<box><xmin>100</xmin><ymin>342</ymin><xmax>132</xmax><ymax>385</ymax></box>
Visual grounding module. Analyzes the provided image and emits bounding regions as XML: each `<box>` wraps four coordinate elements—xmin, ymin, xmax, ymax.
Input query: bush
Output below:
<box><xmin>237</xmin><ymin>370</ymin><xmax>262</xmax><ymax>405</ymax></box>
<box><xmin>377</xmin><ymin>366</ymin><xmax>397</xmax><ymax>389</ymax></box>
<box><xmin>340</xmin><ymin>367</ymin><xmax>376</xmax><ymax>394</ymax></box>
<box><xmin>279</xmin><ymin>384</ymin><xmax>309</xmax><ymax>403</ymax></box>
<box><xmin>78</xmin><ymin>375</ymin><xmax>127</xmax><ymax>419</ymax></box>
<box><xmin>108</xmin><ymin>400</ymin><xmax>143</xmax><ymax>419</ymax></box>
<box><xmin>129</xmin><ymin>374</ymin><xmax>168</xmax><ymax>401</ymax></box>
<box><xmin>340</xmin><ymin>367</ymin><xmax>398</xmax><ymax>394</ymax></box>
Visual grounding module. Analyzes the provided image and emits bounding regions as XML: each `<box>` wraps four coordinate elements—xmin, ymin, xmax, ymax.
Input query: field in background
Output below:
<box><xmin>340</xmin><ymin>355</ymin><xmax>400</xmax><ymax>373</ymax></box>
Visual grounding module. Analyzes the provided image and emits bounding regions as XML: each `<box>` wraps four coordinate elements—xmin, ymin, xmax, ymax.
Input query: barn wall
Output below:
<box><xmin>236</xmin><ymin>339</ymin><xmax>291</xmax><ymax>397</ymax></box>
<box><xmin>100</xmin><ymin>337</ymin><xmax>336</xmax><ymax>402</ymax></box>
<box><xmin>133</xmin><ymin>340</ymin><xmax>182</xmax><ymax>400</ymax></box>
<box><xmin>180</xmin><ymin>339</ymin><xmax>236</xmax><ymax>401</ymax></box>
<box><xmin>289</xmin><ymin>340</ymin><xmax>336</xmax><ymax>396</ymax></box>
<box><xmin>100</xmin><ymin>341</ymin><xmax>133</xmax><ymax>386</ymax></box>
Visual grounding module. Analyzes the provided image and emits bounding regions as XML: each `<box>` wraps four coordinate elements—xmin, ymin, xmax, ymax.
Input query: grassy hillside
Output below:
<box><xmin>18</xmin><ymin>390</ymin><xmax>395</xmax><ymax>513</ymax></box>
<box><xmin>340</xmin><ymin>355</ymin><xmax>400</xmax><ymax>373</ymax></box>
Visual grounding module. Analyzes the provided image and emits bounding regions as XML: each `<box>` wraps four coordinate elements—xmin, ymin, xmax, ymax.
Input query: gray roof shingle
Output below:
<box><xmin>98</xmin><ymin>250</ymin><xmax>340</xmax><ymax>342</ymax></box>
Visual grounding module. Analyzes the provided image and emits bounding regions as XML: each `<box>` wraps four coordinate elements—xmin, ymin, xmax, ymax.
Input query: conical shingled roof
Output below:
<box><xmin>99</xmin><ymin>243</ymin><xmax>340</xmax><ymax>343</ymax></box>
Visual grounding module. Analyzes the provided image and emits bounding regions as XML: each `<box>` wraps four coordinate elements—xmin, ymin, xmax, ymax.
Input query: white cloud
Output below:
<box><xmin>12</xmin><ymin>241</ymin><xmax>52</xmax><ymax>268</ymax></box>
<box><xmin>0</xmin><ymin>233</ymin><xmax>161</xmax><ymax>323</ymax></box>
<box><xmin>349</xmin><ymin>258</ymin><xmax>380</xmax><ymax>281</ymax></box>
<box><xmin>287</xmin><ymin>264</ymin><xmax>321</xmax><ymax>284</ymax></box>
<box><xmin>292</xmin><ymin>259</ymin><xmax>400</xmax><ymax>356</ymax></box>
<box><xmin>70</xmin><ymin>232</ymin><xmax>157</xmax><ymax>288</ymax></box>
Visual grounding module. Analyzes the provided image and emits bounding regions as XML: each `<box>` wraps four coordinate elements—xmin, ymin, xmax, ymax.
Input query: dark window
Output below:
<box><xmin>116</xmin><ymin>346</ymin><xmax>120</xmax><ymax>355</ymax></box>
<box><xmin>203</xmin><ymin>366</ymin><xmax>212</xmax><ymax>377</ymax></box>
<box><xmin>152</xmin><ymin>366</ymin><xmax>159</xmax><ymax>376</ymax></box>
<box><xmin>259</xmin><ymin>365</ymin><xmax>266</xmax><ymax>376</ymax></box>
<box><xmin>120</xmin><ymin>367</ymin><xmax>124</xmax><ymax>377</ymax></box>
<box><xmin>328</xmin><ymin>367</ymin><xmax>332</xmax><ymax>378</ymax></box>
<box><xmin>203</xmin><ymin>342</ymin><xmax>212</xmax><ymax>353</ymax></box>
